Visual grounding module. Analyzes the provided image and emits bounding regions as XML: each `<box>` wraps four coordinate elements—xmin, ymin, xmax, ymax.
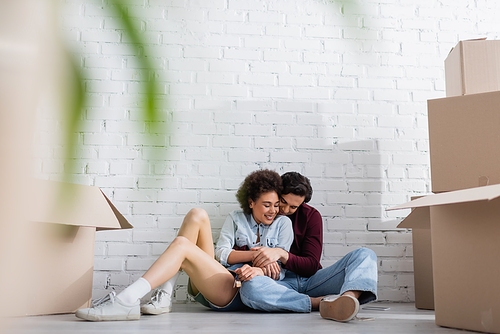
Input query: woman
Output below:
<box><xmin>75</xmin><ymin>169</ymin><xmax>293</xmax><ymax>321</ymax></box>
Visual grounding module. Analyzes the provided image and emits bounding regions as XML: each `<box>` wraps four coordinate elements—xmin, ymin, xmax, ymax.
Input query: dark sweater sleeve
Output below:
<box><xmin>283</xmin><ymin>209</ymin><xmax>323</xmax><ymax>277</ymax></box>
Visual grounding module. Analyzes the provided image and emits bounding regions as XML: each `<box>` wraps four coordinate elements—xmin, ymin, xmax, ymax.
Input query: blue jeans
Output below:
<box><xmin>239</xmin><ymin>247</ymin><xmax>378</xmax><ymax>312</ymax></box>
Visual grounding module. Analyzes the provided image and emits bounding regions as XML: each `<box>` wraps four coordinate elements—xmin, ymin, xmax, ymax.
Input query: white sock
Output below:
<box><xmin>158</xmin><ymin>271</ymin><xmax>180</xmax><ymax>295</ymax></box>
<box><xmin>116</xmin><ymin>277</ymin><xmax>151</xmax><ymax>305</ymax></box>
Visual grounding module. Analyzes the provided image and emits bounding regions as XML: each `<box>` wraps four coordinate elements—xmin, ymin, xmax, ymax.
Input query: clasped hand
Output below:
<box><xmin>234</xmin><ymin>247</ymin><xmax>282</xmax><ymax>281</ymax></box>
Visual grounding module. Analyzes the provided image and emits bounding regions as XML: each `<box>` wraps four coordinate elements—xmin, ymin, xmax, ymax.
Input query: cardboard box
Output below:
<box><xmin>23</xmin><ymin>179</ymin><xmax>132</xmax><ymax>316</ymax></box>
<box><xmin>397</xmin><ymin>197</ymin><xmax>434</xmax><ymax>310</ymax></box>
<box><xmin>390</xmin><ymin>184</ymin><xmax>500</xmax><ymax>333</ymax></box>
<box><xmin>445</xmin><ymin>39</ymin><xmax>500</xmax><ymax>97</ymax></box>
<box><xmin>428</xmin><ymin>90</ymin><xmax>500</xmax><ymax>193</ymax></box>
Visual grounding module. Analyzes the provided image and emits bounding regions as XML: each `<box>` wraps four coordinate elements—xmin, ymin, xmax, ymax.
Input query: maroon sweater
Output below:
<box><xmin>282</xmin><ymin>203</ymin><xmax>323</xmax><ymax>277</ymax></box>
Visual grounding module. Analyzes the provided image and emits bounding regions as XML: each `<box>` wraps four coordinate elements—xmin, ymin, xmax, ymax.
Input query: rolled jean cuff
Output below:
<box><xmin>340</xmin><ymin>285</ymin><xmax>377</xmax><ymax>305</ymax></box>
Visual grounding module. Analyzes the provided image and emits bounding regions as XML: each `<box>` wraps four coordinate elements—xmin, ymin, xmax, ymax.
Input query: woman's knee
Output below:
<box><xmin>185</xmin><ymin>208</ymin><xmax>210</xmax><ymax>225</ymax></box>
<box><xmin>171</xmin><ymin>235</ymin><xmax>191</xmax><ymax>248</ymax></box>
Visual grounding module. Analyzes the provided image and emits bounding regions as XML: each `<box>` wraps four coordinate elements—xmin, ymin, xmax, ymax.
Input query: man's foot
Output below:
<box><xmin>319</xmin><ymin>295</ymin><xmax>359</xmax><ymax>322</ymax></box>
<box><xmin>75</xmin><ymin>291</ymin><xmax>140</xmax><ymax>321</ymax></box>
<box><xmin>141</xmin><ymin>288</ymin><xmax>173</xmax><ymax>315</ymax></box>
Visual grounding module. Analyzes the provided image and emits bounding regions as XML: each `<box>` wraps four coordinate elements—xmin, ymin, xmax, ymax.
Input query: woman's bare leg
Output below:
<box><xmin>174</xmin><ymin>208</ymin><xmax>215</xmax><ymax>295</ymax></box>
<box><xmin>142</xmin><ymin>236</ymin><xmax>237</xmax><ymax>306</ymax></box>
<box><xmin>177</xmin><ymin>208</ymin><xmax>214</xmax><ymax>257</ymax></box>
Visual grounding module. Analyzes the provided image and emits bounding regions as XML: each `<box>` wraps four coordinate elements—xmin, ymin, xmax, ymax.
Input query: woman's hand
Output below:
<box><xmin>234</xmin><ymin>264</ymin><xmax>264</xmax><ymax>282</ymax></box>
<box><xmin>251</xmin><ymin>246</ymin><xmax>288</xmax><ymax>267</ymax></box>
<box><xmin>262</xmin><ymin>262</ymin><xmax>281</xmax><ymax>280</ymax></box>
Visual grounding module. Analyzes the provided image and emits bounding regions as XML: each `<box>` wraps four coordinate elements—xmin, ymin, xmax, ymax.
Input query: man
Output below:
<box><xmin>239</xmin><ymin>172</ymin><xmax>378</xmax><ymax>322</ymax></box>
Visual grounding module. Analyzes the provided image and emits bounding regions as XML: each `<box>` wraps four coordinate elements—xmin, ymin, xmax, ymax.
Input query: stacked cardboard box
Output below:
<box><xmin>391</xmin><ymin>39</ymin><xmax>500</xmax><ymax>333</ymax></box>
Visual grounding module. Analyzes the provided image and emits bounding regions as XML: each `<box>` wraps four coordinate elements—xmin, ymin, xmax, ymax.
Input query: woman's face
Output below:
<box><xmin>249</xmin><ymin>191</ymin><xmax>280</xmax><ymax>225</ymax></box>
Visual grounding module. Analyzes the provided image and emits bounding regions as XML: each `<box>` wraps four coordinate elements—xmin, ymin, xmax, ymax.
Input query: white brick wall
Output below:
<box><xmin>34</xmin><ymin>0</ymin><xmax>500</xmax><ymax>302</ymax></box>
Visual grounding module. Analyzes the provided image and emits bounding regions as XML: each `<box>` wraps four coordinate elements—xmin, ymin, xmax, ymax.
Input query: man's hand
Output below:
<box><xmin>234</xmin><ymin>264</ymin><xmax>264</xmax><ymax>282</ymax></box>
<box><xmin>252</xmin><ymin>246</ymin><xmax>288</xmax><ymax>267</ymax></box>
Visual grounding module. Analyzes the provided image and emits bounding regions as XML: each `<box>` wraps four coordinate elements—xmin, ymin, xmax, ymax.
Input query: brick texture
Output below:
<box><xmin>33</xmin><ymin>0</ymin><xmax>500</xmax><ymax>303</ymax></box>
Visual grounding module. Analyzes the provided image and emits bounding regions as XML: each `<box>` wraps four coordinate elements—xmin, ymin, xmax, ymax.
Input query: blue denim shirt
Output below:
<box><xmin>215</xmin><ymin>210</ymin><xmax>293</xmax><ymax>280</ymax></box>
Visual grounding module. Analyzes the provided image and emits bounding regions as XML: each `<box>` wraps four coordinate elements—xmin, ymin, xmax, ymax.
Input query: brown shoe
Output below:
<box><xmin>319</xmin><ymin>295</ymin><xmax>359</xmax><ymax>322</ymax></box>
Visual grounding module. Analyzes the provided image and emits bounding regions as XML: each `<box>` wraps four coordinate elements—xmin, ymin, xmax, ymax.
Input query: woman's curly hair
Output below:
<box><xmin>236</xmin><ymin>169</ymin><xmax>282</xmax><ymax>214</ymax></box>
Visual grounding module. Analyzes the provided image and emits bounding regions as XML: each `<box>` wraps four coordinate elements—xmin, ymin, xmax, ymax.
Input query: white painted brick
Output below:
<box><xmin>228</xmin><ymin>150</ymin><xmax>269</xmax><ymax>162</ymax></box>
<box><xmin>250</xmin><ymin>61</ymin><xmax>288</xmax><ymax>74</ymax></box>
<box><xmin>200</xmin><ymin>190</ymin><xmax>236</xmax><ymax>203</ymax></box>
<box><xmin>132</xmin><ymin>229</ymin><xmax>176</xmax><ymax>243</ymax></box>
<box><xmin>385</xmin><ymin>232</ymin><xmax>413</xmax><ymax>244</ymax></box>
<box><xmin>270</xmin><ymin>152</ymin><xmax>310</xmax><ymax>163</ymax></box>
<box><xmin>208</xmin><ymin>10</ymin><xmax>246</xmax><ymax>22</ymax></box>
<box><xmin>126</xmin><ymin>257</ymin><xmax>157</xmax><ymax>271</ymax></box>
<box><xmin>213</xmin><ymin>136</ymin><xmax>251</xmax><ymax>148</ymax></box>
<box><xmin>209</xmin><ymin>59</ymin><xmax>248</xmax><ymax>72</ymax></box>
<box><xmin>381</xmin><ymin>259</ymin><xmax>414</xmax><ymax>272</ymax></box>
<box><xmin>54</xmin><ymin>0</ymin><xmax>492</xmax><ymax>304</ymax></box>
<box><xmin>95</xmin><ymin>176</ymin><xmax>136</xmax><ymax>188</ymax></box>
<box><xmin>253</xmin><ymin>86</ymin><xmax>290</xmax><ymax>98</ymax></box>
<box><xmin>212</xmin><ymin>85</ymin><xmax>248</xmax><ymax>97</ymax></box>
<box><xmin>236</xmin><ymin>100</ymin><xmax>273</xmax><ymax>111</ymax></box>
<box><xmin>114</xmin><ymin>189</ymin><xmax>156</xmax><ymax>202</ymax></box>
<box><xmin>249</xmin><ymin>11</ymin><xmax>284</xmax><ymax>23</ymax></box>
<box><xmin>108</xmin><ymin>243</ymin><xmax>149</xmax><ymax>256</ymax></box>
<box><xmin>137</xmin><ymin>177</ymin><xmax>178</xmax><ymax>189</ymax></box>
<box><xmin>170</xmin><ymin>135</ymin><xmax>209</xmax><ymax>147</ymax></box>
<box><xmin>279</xmin><ymin>74</ymin><xmax>315</xmax><ymax>86</ymax></box>
<box><xmin>304</xmin><ymin>26</ymin><xmax>341</xmax><ymax>38</ymax></box>
<box><xmin>168</xmin><ymin>58</ymin><xmax>206</xmax><ymax>71</ymax></box>
<box><xmin>235</xmin><ymin>124</ymin><xmax>273</xmax><ymax>136</ymax></box>
<box><xmin>128</xmin><ymin>215</ymin><xmax>157</xmax><ymax>229</ymax></box>
<box><xmin>93</xmin><ymin>257</ymin><xmax>124</xmax><ymax>271</ymax></box>
<box><xmin>228</xmin><ymin>0</ymin><xmax>266</xmax><ymax>11</ymax></box>
<box><xmin>254</xmin><ymin>137</ymin><xmax>292</xmax><ymax>149</ymax></box>
<box><xmin>184</xmin><ymin>148</ymin><xmax>224</xmax><ymax>161</ymax></box>
<box><xmin>290</xmin><ymin>63</ymin><xmax>327</xmax><ymax>75</ymax></box>
<box><xmin>239</xmin><ymin>74</ymin><xmax>275</xmax><ymax>85</ymax></box>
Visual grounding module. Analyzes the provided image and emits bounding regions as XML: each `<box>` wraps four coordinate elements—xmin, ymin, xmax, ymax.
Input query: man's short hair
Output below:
<box><xmin>281</xmin><ymin>172</ymin><xmax>312</xmax><ymax>203</ymax></box>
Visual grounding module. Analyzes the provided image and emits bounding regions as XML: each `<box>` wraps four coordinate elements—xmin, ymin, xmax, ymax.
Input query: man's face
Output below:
<box><xmin>279</xmin><ymin>193</ymin><xmax>306</xmax><ymax>216</ymax></box>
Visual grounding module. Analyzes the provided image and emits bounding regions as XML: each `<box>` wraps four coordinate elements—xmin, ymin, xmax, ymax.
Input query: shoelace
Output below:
<box><xmin>91</xmin><ymin>291</ymin><xmax>116</xmax><ymax>308</ymax></box>
<box><xmin>150</xmin><ymin>289</ymin><xmax>163</xmax><ymax>303</ymax></box>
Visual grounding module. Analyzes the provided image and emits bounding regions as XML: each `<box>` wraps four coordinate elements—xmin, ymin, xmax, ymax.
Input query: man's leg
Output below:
<box><xmin>301</xmin><ymin>247</ymin><xmax>378</xmax><ymax>305</ymax></box>
<box><xmin>239</xmin><ymin>272</ymin><xmax>312</xmax><ymax>312</ymax></box>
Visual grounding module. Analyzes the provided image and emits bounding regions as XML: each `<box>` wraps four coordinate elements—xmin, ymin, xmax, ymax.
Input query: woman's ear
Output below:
<box><xmin>248</xmin><ymin>199</ymin><xmax>254</xmax><ymax>209</ymax></box>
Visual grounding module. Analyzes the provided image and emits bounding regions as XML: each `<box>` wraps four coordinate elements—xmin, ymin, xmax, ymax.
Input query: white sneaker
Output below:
<box><xmin>75</xmin><ymin>291</ymin><xmax>140</xmax><ymax>321</ymax></box>
<box><xmin>320</xmin><ymin>295</ymin><xmax>359</xmax><ymax>322</ymax></box>
<box><xmin>141</xmin><ymin>288</ymin><xmax>173</xmax><ymax>315</ymax></box>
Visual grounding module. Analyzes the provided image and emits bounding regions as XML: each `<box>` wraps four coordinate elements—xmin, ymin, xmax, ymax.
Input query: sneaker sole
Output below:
<box><xmin>319</xmin><ymin>295</ymin><xmax>359</xmax><ymax>322</ymax></box>
<box><xmin>141</xmin><ymin>306</ymin><xmax>172</xmax><ymax>315</ymax></box>
<box><xmin>75</xmin><ymin>310</ymin><xmax>140</xmax><ymax>322</ymax></box>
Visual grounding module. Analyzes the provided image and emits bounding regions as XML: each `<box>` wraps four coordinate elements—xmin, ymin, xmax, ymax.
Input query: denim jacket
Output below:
<box><xmin>215</xmin><ymin>210</ymin><xmax>293</xmax><ymax>280</ymax></box>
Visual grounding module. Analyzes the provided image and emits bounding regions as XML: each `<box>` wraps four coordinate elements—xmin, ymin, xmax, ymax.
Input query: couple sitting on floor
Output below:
<box><xmin>76</xmin><ymin>170</ymin><xmax>378</xmax><ymax>322</ymax></box>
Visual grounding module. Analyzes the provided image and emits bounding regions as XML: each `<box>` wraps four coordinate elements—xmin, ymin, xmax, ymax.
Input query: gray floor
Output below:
<box><xmin>3</xmin><ymin>302</ymin><xmax>468</xmax><ymax>334</ymax></box>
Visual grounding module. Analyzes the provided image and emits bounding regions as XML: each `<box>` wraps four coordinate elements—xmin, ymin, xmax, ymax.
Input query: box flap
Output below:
<box><xmin>388</xmin><ymin>183</ymin><xmax>500</xmax><ymax>211</ymax></box>
<box><xmin>397</xmin><ymin>207</ymin><xmax>430</xmax><ymax>229</ymax></box>
<box><xmin>28</xmin><ymin>179</ymin><xmax>133</xmax><ymax>230</ymax></box>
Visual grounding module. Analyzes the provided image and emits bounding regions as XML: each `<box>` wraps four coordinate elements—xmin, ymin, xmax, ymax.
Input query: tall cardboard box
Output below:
<box><xmin>23</xmin><ymin>179</ymin><xmax>132</xmax><ymax>316</ymax></box>
<box><xmin>428</xmin><ymin>90</ymin><xmax>500</xmax><ymax>193</ymax></box>
<box><xmin>397</xmin><ymin>200</ymin><xmax>434</xmax><ymax>310</ymax></box>
<box><xmin>445</xmin><ymin>39</ymin><xmax>500</xmax><ymax>97</ymax></box>
<box><xmin>390</xmin><ymin>184</ymin><xmax>500</xmax><ymax>334</ymax></box>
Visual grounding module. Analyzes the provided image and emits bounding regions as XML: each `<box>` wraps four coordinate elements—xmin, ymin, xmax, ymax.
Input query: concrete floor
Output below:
<box><xmin>3</xmin><ymin>302</ymin><xmax>468</xmax><ymax>334</ymax></box>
